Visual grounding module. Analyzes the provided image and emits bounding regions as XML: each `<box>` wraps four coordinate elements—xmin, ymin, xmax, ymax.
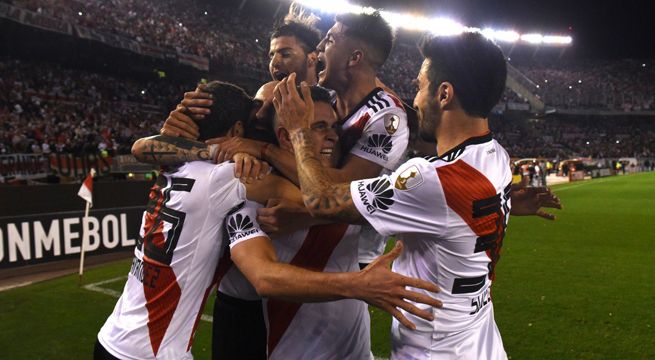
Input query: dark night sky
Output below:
<box><xmin>354</xmin><ymin>0</ymin><xmax>654</xmax><ymax>59</ymax></box>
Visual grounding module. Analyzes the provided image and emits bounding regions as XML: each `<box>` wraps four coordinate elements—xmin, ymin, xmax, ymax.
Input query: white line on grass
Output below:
<box><xmin>0</xmin><ymin>281</ymin><xmax>33</xmax><ymax>292</ymax></box>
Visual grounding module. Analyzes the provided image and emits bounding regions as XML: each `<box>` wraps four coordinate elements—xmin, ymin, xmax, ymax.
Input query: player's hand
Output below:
<box><xmin>160</xmin><ymin>104</ymin><xmax>200</xmax><ymax>140</ymax></box>
<box><xmin>205</xmin><ymin>137</ymin><xmax>267</xmax><ymax>163</ymax></box>
<box><xmin>180</xmin><ymin>84</ymin><xmax>213</xmax><ymax>120</ymax></box>
<box><xmin>354</xmin><ymin>241</ymin><xmax>442</xmax><ymax>330</ymax></box>
<box><xmin>231</xmin><ymin>152</ymin><xmax>270</xmax><ymax>184</ymax></box>
<box><xmin>272</xmin><ymin>73</ymin><xmax>313</xmax><ymax>132</ymax></box>
<box><xmin>257</xmin><ymin>198</ymin><xmax>313</xmax><ymax>235</ymax></box>
<box><xmin>510</xmin><ymin>184</ymin><xmax>562</xmax><ymax>220</ymax></box>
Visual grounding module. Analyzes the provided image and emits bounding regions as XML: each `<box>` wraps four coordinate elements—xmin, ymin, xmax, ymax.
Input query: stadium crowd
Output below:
<box><xmin>0</xmin><ymin>58</ymin><xmax>186</xmax><ymax>155</ymax></box>
<box><xmin>5</xmin><ymin>0</ymin><xmax>654</xmax><ymax>113</ymax></box>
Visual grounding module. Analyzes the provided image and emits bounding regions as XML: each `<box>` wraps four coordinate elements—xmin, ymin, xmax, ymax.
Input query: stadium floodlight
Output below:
<box><xmin>543</xmin><ymin>35</ymin><xmax>573</xmax><ymax>45</ymax></box>
<box><xmin>429</xmin><ymin>18</ymin><xmax>466</xmax><ymax>36</ymax></box>
<box><xmin>521</xmin><ymin>33</ymin><xmax>543</xmax><ymax>44</ymax></box>
<box><xmin>483</xmin><ymin>29</ymin><xmax>520</xmax><ymax>43</ymax></box>
<box><xmin>295</xmin><ymin>0</ymin><xmax>570</xmax><ymax>46</ymax></box>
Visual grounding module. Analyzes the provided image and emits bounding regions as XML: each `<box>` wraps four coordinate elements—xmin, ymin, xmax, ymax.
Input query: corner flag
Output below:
<box><xmin>77</xmin><ymin>168</ymin><xmax>96</xmax><ymax>207</ymax></box>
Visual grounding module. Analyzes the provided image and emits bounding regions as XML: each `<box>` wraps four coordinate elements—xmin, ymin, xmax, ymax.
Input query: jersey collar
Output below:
<box><xmin>429</xmin><ymin>132</ymin><xmax>494</xmax><ymax>162</ymax></box>
<box><xmin>336</xmin><ymin>87</ymin><xmax>383</xmax><ymax>123</ymax></box>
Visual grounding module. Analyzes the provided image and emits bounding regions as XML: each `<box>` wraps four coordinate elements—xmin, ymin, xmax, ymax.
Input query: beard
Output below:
<box><xmin>417</xmin><ymin>108</ymin><xmax>438</xmax><ymax>143</ymax></box>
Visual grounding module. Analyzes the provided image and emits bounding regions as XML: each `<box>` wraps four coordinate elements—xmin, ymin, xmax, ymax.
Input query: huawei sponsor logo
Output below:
<box><xmin>227</xmin><ymin>213</ymin><xmax>257</xmax><ymax>241</ymax></box>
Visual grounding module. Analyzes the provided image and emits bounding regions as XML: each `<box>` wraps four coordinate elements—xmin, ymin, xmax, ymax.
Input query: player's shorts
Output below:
<box><xmin>391</xmin><ymin>305</ymin><xmax>507</xmax><ymax>360</ymax></box>
<box><xmin>93</xmin><ymin>339</ymin><xmax>120</xmax><ymax>360</ymax></box>
<box><xmin>212</xmin><ymin>291</ymin><xmax>267</xmax><ymax>360</ymax></box>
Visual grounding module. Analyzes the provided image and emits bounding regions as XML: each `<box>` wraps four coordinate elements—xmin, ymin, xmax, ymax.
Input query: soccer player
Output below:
<box><xmin>273</xmin><ymin>32</ymin><xmax>519</xmax><ymax>359</ymax></box>
<box><xmin>95</xmin><ymin>81</ymin><xmax>441</xmax><ymax>360</ymax></box>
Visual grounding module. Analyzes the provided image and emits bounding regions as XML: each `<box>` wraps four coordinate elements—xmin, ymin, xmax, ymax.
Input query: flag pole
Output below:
<box><xmin>77</xmin><ymin>168</ymin><xmax>95</xmax><ymax>286</ymax></box>
<box><xmin>78</xmin><ymin>200</ymin><xmax>91</xmax><ymax>286</ymax></box>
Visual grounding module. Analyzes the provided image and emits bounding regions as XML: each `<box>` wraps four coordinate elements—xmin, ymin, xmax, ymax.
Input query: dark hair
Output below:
<box><xmin>197</xmin><ymin>81</ymin><xmax>253</xmax><ymax>141</ymax></box>
<box><xmin>420</xmin><ymin>32</ymin><xmax>507</xmax><ymax>118</ymax></box>
<box><xmin>334</xmin><ymin>11</ymin><xmax>394</xmax><ymax>69</ymax></box>
<box><xmin>271</xmin><ymin>21</ymin><xmax>322</xmax><ymax>54</ymax></box>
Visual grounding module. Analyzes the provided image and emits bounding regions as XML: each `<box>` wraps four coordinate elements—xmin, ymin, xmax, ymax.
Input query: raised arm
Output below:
<box><xmin>272</xmin><ymin>74</ymin><xmax>367</xmax><ymax>223</ymax></box>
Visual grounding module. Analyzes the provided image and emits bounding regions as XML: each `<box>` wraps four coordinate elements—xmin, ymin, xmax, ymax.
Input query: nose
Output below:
<box><xmin>316</xmin><ymin>38</ymin><xmax>326</xmax><ymax>53</ymax></box>
<box><xmin>326</xmin><ymin>127</ymin><xmax>339</xmax><ymax>143</ymax></box>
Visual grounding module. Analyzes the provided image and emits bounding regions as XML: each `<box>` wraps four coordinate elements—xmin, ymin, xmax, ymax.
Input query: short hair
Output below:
<box><xmin>197</xmin><ymin>81</ymin><xmax>253</xmax><ymax>141</ymax></box>
<box><xmin>420</xmin><ymin>32</ymin><xmax>507</xmax><ymax>118</ymax></box>
<box><xmin>334</xmin><ymin>11</ymin><xmax>394</xmax><ymax>69</ymax></box>
<box><xmin>271</xmin><ymin>5</ymin><xmax>321</xmax><ymax>54</ymax></box>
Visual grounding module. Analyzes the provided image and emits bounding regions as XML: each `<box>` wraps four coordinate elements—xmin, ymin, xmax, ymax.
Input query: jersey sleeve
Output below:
<box><xmin>349</xmin><ymin>107</ymin><xmax>409</xmax><ymax>171</ymax></box>
<box><xmin>224</xmin><ymin>200</ymin><xmax>269</xmax><ymax>249</ymax></box>
<box><xmin>349</xmin><ymin>157</ymin><xmax>448</xmax><ymax>237</ymax></box>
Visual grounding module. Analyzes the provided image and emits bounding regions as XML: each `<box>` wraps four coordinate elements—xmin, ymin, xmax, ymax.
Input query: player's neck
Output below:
<box><xmin>435</xmin><ymin>113</ymin><xmax>489</xmax><ymax>157</ymax></box>
<box><xmin>334</xmin><ymin>73</ymin><xmax>377</xmax><ymax>119</ymax></box>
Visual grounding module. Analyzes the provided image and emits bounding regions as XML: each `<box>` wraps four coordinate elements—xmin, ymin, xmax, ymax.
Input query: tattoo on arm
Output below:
<box><xmin>290</xmin><ymin>129</ymin><xmax>364</xmax><ymax>224</ymax></box>
<box><xmin>133</xmin><ymin>135</ymin><xmax>210</xmax><ymax>165</ymax></box>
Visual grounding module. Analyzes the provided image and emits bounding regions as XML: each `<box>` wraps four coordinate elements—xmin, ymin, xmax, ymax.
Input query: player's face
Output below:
<box><xmin>253</xmin><ymin>82</ymin><xmax>277</xmax><ymax>123</ymax></box>
<box><xmin>309</xmin><ymin>101</ymin><xmax>339</xmax><ymax>168</ymax></box>
<box><xmin>414</xmin><ymin>59</ymin><xmax>439</xmax><ymax>143</ymax></box>
<box><xmin>269</xmin><ymin>36</ymin><xmax>309</xmax><ymax>83</ymax></box>
<box><xmin>316</xmin><ymin>23</ymin><xmax>350</xmax><ymax>90</ymax></box>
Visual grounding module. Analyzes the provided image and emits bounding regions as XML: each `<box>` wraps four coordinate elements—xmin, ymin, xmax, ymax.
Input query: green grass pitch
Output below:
<box><xmin>0</xmin><ymin>172</ymin><xmax>653</xmax><ymax>359</ymax></box>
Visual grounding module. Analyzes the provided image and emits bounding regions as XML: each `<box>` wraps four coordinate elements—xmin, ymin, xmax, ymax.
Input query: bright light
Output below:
<box><xmin>578</xmin><ymin>80</ymin><xmax>582</xmax><ymax>83</ymax></box>
<box><xmin>507</xmin><ymin>57</ymin><xmax>511</xmax><ymax>61</ymax></box>
<box><xmin>141</xmin><ymin>90</ymin><xmax>146</xmax><ymax>95</ymax></box>
<box><xmin>78</xmin><ymin>11</ymin><xmax>83</xmax><ymax>16</ymax></box>
<box><xmin>542</xmin><ymin>35</ymin><xmax>573</xmax><ymax>45</ymax></box>
<box><xmin>568</xmin><ymin>85</ymin><xmax>573</xmax><ymax>89</ymax></box>
<box><xmin>586</xmin><ymin>141</ymin><xmax>590</xmax><ymax>145</ymax></box>
<box><xmin>643</xmin><ymin>63</ymin><xmax>647</xmax><ymax>67</ymax></box>
<box><xmin>616</xmin><ymin>140</ymin><xmax>620</xmax><ymax>144</ymax></box>
<box><xmin>178</xmin><ymin>22</ymin><xmax>183</xmax><ymax>27</ymax></box>
<box><xmin>483</xmin><ymin>29</ymin><xmax>520</xmax><ymax>43</ymax></box>
<box><xmin>544</xmin><ymin>79</ymin><xmax>548</xmax><ymax>83</ymax></box>
<box><xmin>536</xmin><ymin>85</ymin><xmax>540</xmax><ymax>88</ymax></box>
<box><xmin>255</xmin><ymin>39</ymin><xmax>259</xmax><ymax>43</ymax></box>
<box><xmin>204</xmin><ymin>11</ymin><xmax>208</xmax><ymax>15</ymax></box>
<box><xmin>296</xmin><ymin>0</ymin><xmax>571</xmax><ymax>46</ymax></box>
<box><xmin>521</xmin><ymin>33</ymin><xmax>543</xmax><ymax>44</ymax></box>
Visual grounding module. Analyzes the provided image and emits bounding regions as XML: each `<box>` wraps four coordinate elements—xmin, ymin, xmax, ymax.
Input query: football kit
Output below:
<box><xmin>97</xmin><ymin>162</ymin><xmax>265</xmax><ymax>360</ymax></box>
<box><xmin>350</xmin><ymin>133</ymin><xmax>512</xmax><ymax>360</ymax></box>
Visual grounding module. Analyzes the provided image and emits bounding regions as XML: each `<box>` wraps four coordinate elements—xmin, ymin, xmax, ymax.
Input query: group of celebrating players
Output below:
<box><xmin>93</xmin><ymin>4</ymin><xmax>561</xmax><ymax>360</ymax></box>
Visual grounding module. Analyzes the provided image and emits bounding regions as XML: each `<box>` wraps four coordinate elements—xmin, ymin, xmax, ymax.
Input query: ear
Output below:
<box><xmin>307</xmin><ymin>51</ymin><xmax>318</xmax><ymax>68</ymax></box>
<box><xmin>276</xmin><ymin>127</ymin><xmax>292</xmax><ymax>148</ymax></box>
<box><xmin>347</xmin><ymin>49</ymin><xmax>364</xmax><ymax>67</ymax></box>
<box><xmin>435</xmin><ymin>82</ymin><xmax>455</xmax><ymax>110</ymax></box>
<box><xmin>228</xmin><ymin>121</ymin><xmax>245</xmax><ymax>137</ymax></box>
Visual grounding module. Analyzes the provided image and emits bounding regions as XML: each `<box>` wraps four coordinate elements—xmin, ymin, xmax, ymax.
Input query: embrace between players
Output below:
<box><xmin>95</xmin><ymin>7</ymin><xmax>561</xmax><ymax>360</ymax></box>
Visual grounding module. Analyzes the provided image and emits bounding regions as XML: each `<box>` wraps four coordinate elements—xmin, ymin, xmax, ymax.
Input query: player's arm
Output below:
<box><xmin>272</xmin><ymin>75</ymin><xmax>367</xmax><ymax>223</ymax></box>
<box><xmin>209</xmin><ymin>137</ymin><xmax>382</xmax><ymax>186</ymax></box>
<box><xmin>132</xmin><ymin>135</ymin><xmax>211</xmax><ymax>165</ymax></box>
<box><xmin>231</xmin><ymin>237</ymin><xmax>441</xmax><ymax>329</ymax></box>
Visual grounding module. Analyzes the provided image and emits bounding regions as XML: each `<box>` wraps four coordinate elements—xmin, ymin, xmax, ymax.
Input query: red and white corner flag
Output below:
<box><xmin>77</xmin><ymin>168</ymin><xmax>96</xmax><ymax>207</ymax></box>
<box><xmin>78</xmin><ymin>168</ymin><xmax>96</xmax><ymax>285</ymax></box>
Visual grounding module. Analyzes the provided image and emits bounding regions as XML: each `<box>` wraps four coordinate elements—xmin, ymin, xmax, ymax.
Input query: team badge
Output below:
<box><xmin>384</xmin><ymin>114</ymin><xmax>400</xmax><ymax>135</ymax></box>
<box><xmin>394</xmin><ymin>165</ymin><xmax>423</xmax><ymax>190</ymax></box>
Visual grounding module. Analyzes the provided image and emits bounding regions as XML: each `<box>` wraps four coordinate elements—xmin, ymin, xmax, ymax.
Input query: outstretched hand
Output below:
<box><xmin>272</xmin><ymin>73</ymin><xmax>314</xmax><ymax>132</ymax></box>
<box><xmin>510</xmin><ymin>184</ymin><xmax>562</xmax><ymax>220</ymax></box>
<box><xmin>355</xmin><ymin>241</ymin><xmax>442</xmax><ymax>329</ymax></box>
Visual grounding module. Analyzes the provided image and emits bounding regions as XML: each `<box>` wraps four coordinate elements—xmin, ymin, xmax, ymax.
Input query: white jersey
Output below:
<box><xmin>97</xmin><ymin>162</ymin><xmax>263</xmax><ymax>360</ymax></box>
<box><xmin>350</xmin><ymin>133</ymin><xmax>512</xmax><ymax>359</ymax></box>
<box><xmin>263</xmin><ymin>221</ymin><xmax>371</xmax><ymax>360</ymax></box>
<box><xmin>338</xmin><ymin>87</ymin><xmax>409</xmax><ymax>264</ymax></box>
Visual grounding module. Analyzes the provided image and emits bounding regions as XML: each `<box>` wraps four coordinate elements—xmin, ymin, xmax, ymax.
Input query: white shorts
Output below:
<box><xmin>391</xmin><ymin>305</ymin><xmax>507</xmax><ymax>360</ymax></box>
